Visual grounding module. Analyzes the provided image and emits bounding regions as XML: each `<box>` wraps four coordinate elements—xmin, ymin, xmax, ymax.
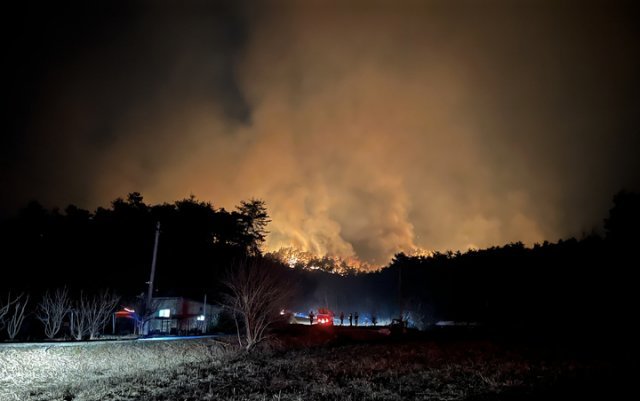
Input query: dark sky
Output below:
<box><xmin>2</xmin><ymin>0</ymin><xmax>639</xmax><ymax>266</ymax></box>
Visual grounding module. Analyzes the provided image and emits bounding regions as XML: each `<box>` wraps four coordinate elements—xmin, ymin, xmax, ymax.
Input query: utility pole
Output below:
<box><xmin>202</xmin><ymin>293</ymin><xmax>207</xmax><ymax>333</ymax></box>
<box><xmin>147</xmin><ymin>221</ymin><xmax>160</xmax><ymax>306</ymax></box>
<box><xmin>398</xmin><ymin>263</ymin><xmax>403</xmax><ymax>324</ymax></box>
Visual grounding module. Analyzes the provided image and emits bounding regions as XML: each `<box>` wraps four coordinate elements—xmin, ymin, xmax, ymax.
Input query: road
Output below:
<box><xmin>0</xmin><ymin>334</ymin><xmax>221</xmax><ymax>348</ymax></box>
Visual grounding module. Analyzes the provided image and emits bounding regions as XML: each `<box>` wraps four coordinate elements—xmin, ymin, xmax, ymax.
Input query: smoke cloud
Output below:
<box><xmin>4</xmin><ymin>0</ymin><xmax>640</xmax><ymax>267</ymax></box>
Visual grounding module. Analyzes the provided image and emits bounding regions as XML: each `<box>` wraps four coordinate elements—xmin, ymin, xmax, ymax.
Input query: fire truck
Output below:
<box><xmin>316</xmin><ymin>307</ymin><xmax>334</xmax><ymax>325</ymax></box>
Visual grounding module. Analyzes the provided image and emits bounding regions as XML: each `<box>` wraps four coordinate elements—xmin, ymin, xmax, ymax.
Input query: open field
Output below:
<box><xmin>1</xmin><ymin>328</ymin><xmax>634</xmax><ymax>401</ymax></box>
<box><xmin>0</xmin><ymin>337</ymin><xmax>229</xmax><ymax>401</ymax></box>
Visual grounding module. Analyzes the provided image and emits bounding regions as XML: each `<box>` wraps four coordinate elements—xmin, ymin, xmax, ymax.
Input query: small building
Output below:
<box><xmin>148</xmin><ymin>297</ymin><xmax>220</xmax><ymax>335</ymax></box>
<box><xmin>113</xmin><ymin>307</ymin><xmax>137</xmax><ymax>334</ymax></box>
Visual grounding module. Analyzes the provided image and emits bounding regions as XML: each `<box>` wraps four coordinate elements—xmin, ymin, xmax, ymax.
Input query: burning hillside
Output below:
<box><xmin>266</xmin><ymin>247</ymin><xmax>372</xmax><ymax>274</ymax></box>
<box><xmin>267</xmin><ymin>247</ymin><xmax>433</xmax><ymax>274</ymax></box>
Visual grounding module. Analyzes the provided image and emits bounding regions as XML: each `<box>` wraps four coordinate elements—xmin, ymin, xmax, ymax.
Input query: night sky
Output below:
<box><xmin>2</xmin><ymin>0</ymin><xmax>639</xmax><ymax>266</ymax></box>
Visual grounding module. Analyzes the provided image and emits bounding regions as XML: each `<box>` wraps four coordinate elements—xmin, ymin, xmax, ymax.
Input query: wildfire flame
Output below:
<box><xmin>267</xmin><ymin>247</ymin><xmax>373</xmax><ymax>274</ymax></box>
<box><xmin>267</xmin><ymin>246</ymin><xmax>433</xmax><ymax>274</ymax></box>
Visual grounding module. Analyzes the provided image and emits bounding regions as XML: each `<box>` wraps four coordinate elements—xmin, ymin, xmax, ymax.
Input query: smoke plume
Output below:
<box><xmin>4</xmin><ymin>0</ymin><xmax>640</xmax><ymax>267</ymax></box>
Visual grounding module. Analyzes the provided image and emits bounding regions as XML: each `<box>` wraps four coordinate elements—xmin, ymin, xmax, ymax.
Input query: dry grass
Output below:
<box><xmin>0</xmin><ymin>336</ymin><xmax>624</xmax><ymax>401</ymax></box>
<box><xmin>0</xmin><ymin>338</ymin><xmax>230</xmax><ymax>401</ymax></box>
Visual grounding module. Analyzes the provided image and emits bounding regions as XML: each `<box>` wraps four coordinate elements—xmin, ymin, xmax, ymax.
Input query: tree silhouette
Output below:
<box><xmin>236</xmin><ymin>199</ymin><xmax>271</xmax><ymax>256</ymax></box>
<box><xmin>605</xmin><ymin>190</ymin><xmax>640</xmax><ymax>246</ymax></box>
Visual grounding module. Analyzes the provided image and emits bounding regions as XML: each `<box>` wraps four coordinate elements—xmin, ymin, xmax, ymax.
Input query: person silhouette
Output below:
<box><xmin>339</xmin><ymin>312</ymin><xmax>344</xmax><ymax>326</ymax></box>
<box><xmin>349</xmin><ymin>313</ymin><xmax>353</xmax><ymax>326</ymax></box>
<box><xmin>354</xmin><ymin>312</ymin><xmax>359</xmax><ymax>327</ymax></box>
<box><xmin>309</xmin><ymin>310</ymin><xmax>315</xmax><ymax>325</ymax></box>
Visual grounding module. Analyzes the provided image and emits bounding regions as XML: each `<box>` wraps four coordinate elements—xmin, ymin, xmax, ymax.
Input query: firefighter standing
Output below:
<box><xmin>354</xmin><ymin>312</ymin><xmax>359</xmax><ymax>326</ymax></box>
<box><xmin>309</xmin><ymin>310</ymin><xmax>315</xmax><ymax>325</ymax></box>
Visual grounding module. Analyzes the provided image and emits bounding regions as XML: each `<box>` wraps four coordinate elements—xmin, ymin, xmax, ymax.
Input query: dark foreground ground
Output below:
<box><xmin>2</xmin><ymin>326</ymin><xmax>637</xmax><ymax>401</ymax></box>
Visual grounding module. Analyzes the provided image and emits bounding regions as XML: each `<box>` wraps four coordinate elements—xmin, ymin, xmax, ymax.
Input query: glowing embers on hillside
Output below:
<box><xmin>267</xmin><ymin>247</ymin><xmax>371</xmax><ymax>274</ymax></box>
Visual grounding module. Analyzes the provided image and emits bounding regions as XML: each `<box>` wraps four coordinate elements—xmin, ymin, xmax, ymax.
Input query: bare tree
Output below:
<box><xmin>84</xmin><ymin>290</ymin><xmax>120</xmax><ymax>340</ymax></box>
<box><xmin>0</xmin><ymin>295</ymin><xmax>13</xmax><ymax>329</ymax></box>
<box><xmin>221</xmin><ymin>258</ymin><xmax>294</xmax><ymax>351</ymax></box>
<box><xmin>0</xmin><ymin>293</ymin><xmax>20</xmax><ymax>332</ymax></box>
<box><xmin>71</xmin><ymin>291</ymin><xmax>120</xmax><ymax>340</ymax></box>
<box><xmin>6</xmin><ymin>293</ymin><xmax>29</xmax><ymax>340</ymax></box>
<box><xmin>37</xmin><ymin>288</ymin><xmax>72</xmax><ymax>339</ymax></box>
<box><xmin>131</xmin><ymin>294</ymin><xmax>160</xmax><ymax>335</ymax></box>
<box><xmin>69</xmin><ymin>303</ymin><xmax>87</xmax><ymax>341</ymax></box>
